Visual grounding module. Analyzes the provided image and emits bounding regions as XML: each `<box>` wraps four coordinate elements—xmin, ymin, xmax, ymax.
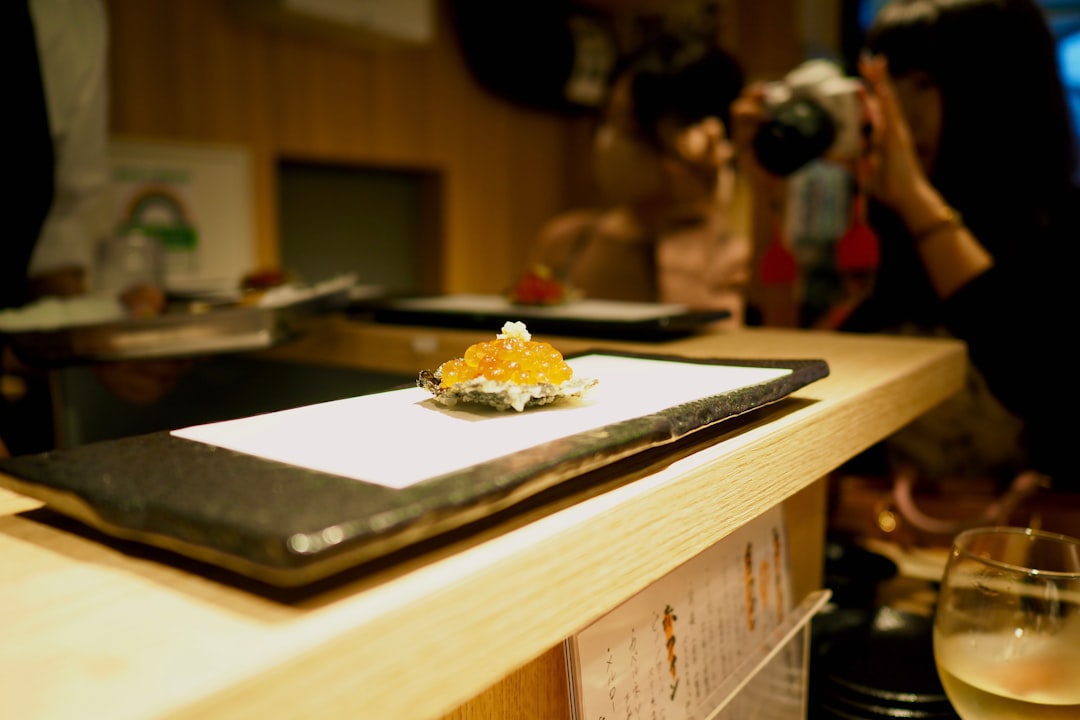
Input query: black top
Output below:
<box><xmin>6</xmin><ymin>0</ymin><xmax>56</xmax><ymax>310</ymax></box>
<box><xmin>843</xmin><ymin>188</ymin><xmax>1080</xmax><ymax>491</ymax></box>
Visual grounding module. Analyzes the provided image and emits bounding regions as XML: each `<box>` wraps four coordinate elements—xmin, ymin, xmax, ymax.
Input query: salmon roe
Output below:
<box><xmin>438</xmin><ymin>322</ymin><xmax>573</xmax><ymax>388</ymax></box>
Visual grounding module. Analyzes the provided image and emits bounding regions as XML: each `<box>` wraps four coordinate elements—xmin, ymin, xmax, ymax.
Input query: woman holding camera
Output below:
<box><xmin>734</xmin><ymin>0</ymin><xmax>1080</xmax><ymax>494</ymax></box>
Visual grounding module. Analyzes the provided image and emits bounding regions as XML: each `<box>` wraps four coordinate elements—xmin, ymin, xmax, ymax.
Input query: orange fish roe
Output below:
<box><xmin>438</xmin><ymin>321</ymin><xmax>574</xmax><ymax>388</ymax></box>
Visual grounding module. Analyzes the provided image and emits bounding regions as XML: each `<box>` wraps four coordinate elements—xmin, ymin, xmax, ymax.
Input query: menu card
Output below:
<box><xmin>566</xmin><ymin>506</ymin><xmax>816</xmax><ymax>719</ymax></box>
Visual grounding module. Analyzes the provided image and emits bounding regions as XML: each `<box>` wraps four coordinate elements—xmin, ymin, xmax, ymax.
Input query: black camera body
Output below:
<box><xmin>752</xmin><ymin>60</ymin><xmax>864</xmax><ymax>177</ymax></box>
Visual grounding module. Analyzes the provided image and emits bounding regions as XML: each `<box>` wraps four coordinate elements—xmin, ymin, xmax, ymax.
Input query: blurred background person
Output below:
<box><xmin>519</xmin><ymin>33</ymin><xmax>753</xmax><ymax>328</ymax></box>
<box><xmin>3</xmin><ymin>0</ymin><xmax>110</xmax><ymax>458</ymax></box>
<box><xmin>3</xmin><ymin>0</ymin><xmax>187</xmax><ymax>459</ymax></box>
<box><xmin>9</xmin><ymin>0</ymin><xmax>107</xmax><ymax>307</ymax></box>
<box><xmin>734</xmin><ymin>0</ymin><xmax>1080</xmax><ymax>499</ymax></box>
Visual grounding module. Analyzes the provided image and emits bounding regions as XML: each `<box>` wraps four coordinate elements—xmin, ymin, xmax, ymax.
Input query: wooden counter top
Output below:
<box><xmin>0</xmin><ymin>321</ymin><xmax>966</xmax><ymax>720</ymax></box>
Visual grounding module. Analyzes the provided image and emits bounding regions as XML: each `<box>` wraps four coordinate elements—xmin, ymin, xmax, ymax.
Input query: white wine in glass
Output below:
<box><xmin>933</xmin><ymin>526</ymin><xmax>1080</xmax><ymax>720</ymax></box>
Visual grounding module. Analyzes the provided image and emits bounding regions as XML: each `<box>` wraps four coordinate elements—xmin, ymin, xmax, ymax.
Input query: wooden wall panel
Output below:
<box><xmin>103</xmin><ymin>0</ymin><xmax>812</xmax><ymax>295</ymax></box>
<box><xmin>103</xmin><ymin>1</ymin><xmax>813</xmax><ymax>295</ymax></box>
<box><xmin>103</xmin><ymin>0</ymin><xmax>587</xmax><ymax>293</ymax></box>
<box><xmin>725</xmin><ymin>0</ymin><xmax>806</xmax><ymax>82</ymax></box>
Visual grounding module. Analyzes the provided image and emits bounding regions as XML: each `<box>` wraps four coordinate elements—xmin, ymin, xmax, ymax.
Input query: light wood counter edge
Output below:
<box><xmin>0</xmin><ymin>326</ymin><xmax>967</xmax><ymax>720</ymax></box>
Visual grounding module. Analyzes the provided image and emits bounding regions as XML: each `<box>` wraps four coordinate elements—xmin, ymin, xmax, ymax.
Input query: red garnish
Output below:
<box><xmin>508</xmin><ymin>265</ymin><xmax>577</xmax><ymax>305</ymax></box>
<box><xmin>241</xmin><ymin>268</ymin><xmax>289</xmax><ymax>290</ymax></box>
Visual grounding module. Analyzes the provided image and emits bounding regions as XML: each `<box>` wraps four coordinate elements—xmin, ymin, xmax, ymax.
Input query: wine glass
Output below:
<box><xmin>933</xmin><ymin>526</ymin><xmax>1080</xmax><ymax>720</ymax></box>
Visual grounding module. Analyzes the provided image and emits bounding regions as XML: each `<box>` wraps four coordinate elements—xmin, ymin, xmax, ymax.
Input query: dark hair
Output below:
<box><xmin>864</xmin><ymin>0</ymin><xmax>1078</xmax><ymax>248</ymax></box>
<box><xmin>612</xmin><ymin>36</ymin><xmax>745</xmax><ymax>150</ymax></box>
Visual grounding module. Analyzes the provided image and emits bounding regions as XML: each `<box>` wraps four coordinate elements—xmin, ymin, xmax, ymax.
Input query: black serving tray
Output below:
<box><xmin>349</xmin><ymin>293</ymin><xmax>731</xmax><ymax>340</ymax></box>
<box><xmin>0</xmin><ymin>352</ymin><xmax>828</xmax><ymax>586</ymax></box>
<box><xmin>1</xmin><ymin>276</ymin><xmax>353</xmax><ymax>366</ymax></box>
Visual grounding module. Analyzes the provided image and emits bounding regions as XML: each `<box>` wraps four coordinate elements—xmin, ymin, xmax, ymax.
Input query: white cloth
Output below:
<box><xmin>27</xmin><ymin>0</ymin><xmax>109</xmax><ymax>277</ymax></box>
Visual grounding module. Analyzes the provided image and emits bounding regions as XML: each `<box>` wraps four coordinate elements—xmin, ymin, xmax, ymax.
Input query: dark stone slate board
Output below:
<box><xmin>0</xmin><ymin>352</ymin><xmax>828</xmax><ymax>586</ymax></box>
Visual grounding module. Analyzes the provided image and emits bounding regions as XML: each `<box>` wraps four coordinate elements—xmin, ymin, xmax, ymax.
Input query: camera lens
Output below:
<box><xmin>753</xmin><ymin>97</ymin><xmax>837</xmax><ymax>176</ymax></box>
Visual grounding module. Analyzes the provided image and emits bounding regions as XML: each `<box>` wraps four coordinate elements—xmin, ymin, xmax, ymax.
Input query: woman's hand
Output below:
<box><xmin>857</xmin><ymin>53</ymin><xmax>938</xmax><ymax>218</ymax></box>
<box><xmin>729</xmin><ymin>83</ymin><xmax>772</xmax><ymax>182</ymax></box>
<box><xmin>859</xmin><ymin>53</ymin><xmax>993</xmax><ymax>298</ymax></box>
<box><xmin>730</xmin><ymin>83</ymin><xmax>792</xmax><ymax>211</ymax></box>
